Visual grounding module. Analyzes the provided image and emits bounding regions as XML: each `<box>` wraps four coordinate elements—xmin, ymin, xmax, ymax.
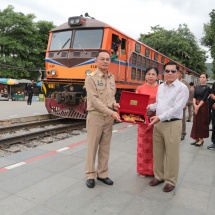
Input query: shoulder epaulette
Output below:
<box><xmin>110</xmin><ymin>73</ymin><xmax>114</xmax><ymax>78</ymax></box>
<box><xmin>90</xmin><ymin>71</ymin><xmax>97</xmax><ymax>76</ymax></box>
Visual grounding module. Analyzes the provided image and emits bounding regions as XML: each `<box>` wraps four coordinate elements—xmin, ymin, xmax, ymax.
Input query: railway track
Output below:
<box><xmin>0</xmin><ymin>118</ymin><xmax>68</xmax><ymax>134</ymax></box>
<box><xmin>0</xmin><ymin>117</ymin><xmax>86</xmax><ymax>149</ymax></box>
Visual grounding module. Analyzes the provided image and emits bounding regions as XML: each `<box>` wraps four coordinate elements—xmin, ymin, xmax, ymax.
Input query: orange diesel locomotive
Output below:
<box><xmin>42</xmin><ymin>13</ymin><xmax>198</xmax><ymax>119</ymax></box>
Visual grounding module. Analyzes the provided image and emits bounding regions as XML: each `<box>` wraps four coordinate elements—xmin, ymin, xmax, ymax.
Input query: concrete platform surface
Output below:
<box><xmin>0</xmin><ymin>100</ymin><xmax>47</xmax><ymax>120</ymax></box>
<box><xmin>0</xmin><ymin>115</ymin><xmax>215</xmax><ymax>215</ymax></box>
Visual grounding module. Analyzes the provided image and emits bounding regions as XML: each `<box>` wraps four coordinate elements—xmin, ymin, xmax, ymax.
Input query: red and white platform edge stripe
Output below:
<box><xmin>0</xmin><ymin>124</ymin><xmax>134</xmax><ymax>173</ymax></box>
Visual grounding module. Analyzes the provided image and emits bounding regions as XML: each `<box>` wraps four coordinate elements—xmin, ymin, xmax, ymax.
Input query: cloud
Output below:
<box><xmin>1</xmin><ymin>0</ymin><xmax>213</xmax><ymax>62</ymax></box>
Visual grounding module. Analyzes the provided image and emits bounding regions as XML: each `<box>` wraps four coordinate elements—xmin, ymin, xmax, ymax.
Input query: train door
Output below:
<box><xmin>110</xmin><ymin>34</ymin><xmax>127</xmax><ymax>82</ymax></box>
<box><xmin>119</xmin><ymin>38</ymin><xmax>127</xmax><ymax>82</ymax></box>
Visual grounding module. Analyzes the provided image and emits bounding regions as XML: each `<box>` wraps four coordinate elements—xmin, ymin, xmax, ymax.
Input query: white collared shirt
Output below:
<box><xmin>149</xmin><ymin>79</ymin><xmax>189</xmax><ymax>121</ymax></box>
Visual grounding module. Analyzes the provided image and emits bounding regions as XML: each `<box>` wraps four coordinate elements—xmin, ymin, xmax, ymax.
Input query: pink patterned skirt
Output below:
<box><xmin>137</xmin><ymin>123</ymin><xmax>154</xmax><ymax>176</ymax></box>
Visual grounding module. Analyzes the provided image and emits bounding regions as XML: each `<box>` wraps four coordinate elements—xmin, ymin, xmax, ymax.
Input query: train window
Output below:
<box><xmin>161</xmin><ymin>56</ymin><xmax>165</xmax><ymax>64</ymax></box>
<box><xmin>146</xmin><ymin>58</ymin><xmax>150</xmax><ymax>68</ymax></box>
<box><xmin>135</xmin><ymin>43</ymin><xmax>141</xmax><ymax>53</ymax></box>
<box><xmin>121</xmin><ymin>38</ymin><xmax>126</xmax><ymax>55</ymax></box>
<box><xmin>111</xmin><ymin>35</ymin><xmax>121</xmax><ymax>56</ymax></box>
<box><xmin>145</xmin><ymin>49</ymin><xmax>150</xmax><ymax>57</ymax></box>
<box><xmin>142</xmin><ymin>70</ymin><xmax>145</xmax><ymax>81</ymax></box>
<box><xmin>50</xmin><ymin>31</ymin><xmax>72</xmax><ymax>50</ymax></box>
<box><xmin>154</xmin><ymin>53</ymin><xmax>158</xmax><ymax>61</ymax></box>
<box><xmin>132</xmin><ymin>52</ymin><xmax>137</xmax><ymax>65</ymax></box>
<box><xmin>151</xmin><ymin>60</ymin><xmax>158</xmax><ymax>68</ymax></box>
<box><xmin>131</xmin><ymin>68</ymin><xmax>136</xmax><ymax>80</ymax></box>
<box><xmin>137</xmin><ymin>69</ymin><xmax>141</xmax><ymax>80</ymax></box>
<box><xmin>142</xmin><ymin>57</ymin><xmax>146</xmax><ymax>68</ymax></box>
<box><xmin>137</xmin><ymin>55</ymin><xmax>142</xmax><ymax>67</ymax></box>
<box><xmin>150</xmin><ymin>61</ymin><xmax>154</xmax><ymax>67</ymax></box>
<box><xmin>73</xmin><ymin>29</ymin><xmax>103</xmax><ymax>49</ymax></box>
<box><xmin>158</xmin><ymin>62</ymin><xmax>163</xmax><ymax>72</ymax></box>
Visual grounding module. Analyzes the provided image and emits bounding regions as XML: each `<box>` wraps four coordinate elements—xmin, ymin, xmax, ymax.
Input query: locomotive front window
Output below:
<box><xmin>50</xmin><ymin>31</ymin><xmax>72</xmax><ymax>50</ymax></box>
<box><xmin>73</xmin><ymin>29</ymin><xmax>103</xmax><ymax>49</ymax></box>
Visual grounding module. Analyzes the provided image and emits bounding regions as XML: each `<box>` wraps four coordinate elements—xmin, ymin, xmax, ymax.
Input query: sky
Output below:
<box><xmin>1</xmin><ymin>0</ymin><xmax>214</xmax><ymax>62</ymax></box>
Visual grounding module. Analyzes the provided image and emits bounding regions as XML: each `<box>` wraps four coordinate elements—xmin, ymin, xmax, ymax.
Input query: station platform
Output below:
<box><xmin>0</xmin><ymin>102</ymin><xmax>215</xmax><ymax>214</ymax></box>
<box><xmin>0</xmin><ymin>100</ymin><xmax>48</xmax><ymax>120</ymax></box>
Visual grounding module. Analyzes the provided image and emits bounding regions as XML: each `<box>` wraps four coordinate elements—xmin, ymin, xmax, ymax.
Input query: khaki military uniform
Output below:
<box><xmin>85</xmin><ymin>69</ymin><xmax>117</xmax><ymax>179</ymax></box>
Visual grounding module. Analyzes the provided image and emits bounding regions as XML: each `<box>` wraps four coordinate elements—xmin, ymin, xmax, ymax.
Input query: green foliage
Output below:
<box><xmin>0</xmin><ymin>5</ymin><xmax>55</xmax><ymax>80</ymax></box>
<box><xmin>201</xmin><ymin>9</ymin><xmax>215</xmax><ymax>75</ymax></box>
<box><xmin>138</xmin><ymin>24</ymin><xmax>207</xmax><ymax>73</ymax></box>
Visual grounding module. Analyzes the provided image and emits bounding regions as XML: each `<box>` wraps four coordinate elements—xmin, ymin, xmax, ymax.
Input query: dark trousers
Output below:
<box><xmin>182</xmin><ymin>108</ymin><xmax>186</xmax><ymax>136</ymax></box>
<box><xmin>212</xmin><ymin>108</ymin><xmax>215</xmax><ymax>143</ymax></box>
<box><xmin>27</xmin><ymin>93</ymin><xmax>33</xmax><ymax>105</ymax></box>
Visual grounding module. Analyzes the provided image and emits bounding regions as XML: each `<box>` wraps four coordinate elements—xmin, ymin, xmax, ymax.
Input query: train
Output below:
<box><xmin>42</xmin><ymin>13</ymin><xmax>199</xmax><ymax>119</ymax></box>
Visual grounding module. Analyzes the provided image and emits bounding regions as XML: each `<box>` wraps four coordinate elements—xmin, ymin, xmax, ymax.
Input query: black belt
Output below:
<box><xmin>163</xmin><ymin>118</ymin><xmax>181</xmax><ymax>122</ymax></box>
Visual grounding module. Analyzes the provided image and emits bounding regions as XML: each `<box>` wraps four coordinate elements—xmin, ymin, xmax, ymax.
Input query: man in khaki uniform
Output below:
<box><xmin>85</xmin><ymin>50</ymin><xmax>121</xmax><ymax>188</ymax></box>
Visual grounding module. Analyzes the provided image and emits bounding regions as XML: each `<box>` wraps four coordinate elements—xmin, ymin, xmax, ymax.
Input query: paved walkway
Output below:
<box><xmin>0</xmin><ymin>102</ymin><xmax>215</xmax><ymax>214</ymax></box>
<box><xmin>0</xmin><ymin>100</ymin><xmax>47</xmax><ymax>120</ymax></box>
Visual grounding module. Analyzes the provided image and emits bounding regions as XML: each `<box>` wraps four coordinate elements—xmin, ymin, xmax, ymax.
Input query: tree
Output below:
<box><xmin>0</xmin><ymin>5</ymin><xmax>55</xmax><ymax>80</ymax></box>
<box><xmin>139</xmin><ymin>24</ymin><xmax>207</xmax><ymax>73</ymax></box>
<box><xmin>201</xmin><ymin>9</ymin><xmax>215</xmax><ymax>76</ymax></box>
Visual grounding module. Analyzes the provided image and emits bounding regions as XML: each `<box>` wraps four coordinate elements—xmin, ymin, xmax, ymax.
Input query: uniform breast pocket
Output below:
<box><xmin>96</xmin><ymin>85</ymin><xmax>105</xmax><ymax>97</ymax></box>
<box><xmin>110</xmin><ymin>86</ymin><xmax>115</xmax><ymax>97</ymax></box>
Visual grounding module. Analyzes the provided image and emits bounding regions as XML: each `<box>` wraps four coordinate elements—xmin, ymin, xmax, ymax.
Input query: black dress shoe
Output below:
<box><xmin>207</xmin><ymin>143</ymin><xmax>215</xmax><ymax>150</ymax></box>
<box><xmin>86</xmin><ymin>179</ymin><xmax>95</xmax><ymax>188</ymax></box>
<box><xmin>186</xmin><ymin>119</ymin><xmax>191</xmax><ymax>122</ymax></box>
<box><xmin>97</xmin><ymin>177</ymin><xmax>113</xmax><ymax>185</ymax></box>
<box><xmin>195</xmin><ymin>141</ymin><xmax>204</xmax><ymax>147</ymax></box>
<box><xmin>190</xmin><ymin>141</ymin><xmax>199</xmax><ymax>145</ymax></box>
<box><xmin>181</xmin><ymin>136</ymin><xmax>185</xmax><ymax>140</ymax></box>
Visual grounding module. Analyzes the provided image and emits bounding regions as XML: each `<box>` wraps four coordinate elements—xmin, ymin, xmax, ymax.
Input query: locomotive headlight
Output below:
<box><xmin>68</xmin><ymin>16</ymin><xmax>83</xmax><ymax>26</ymax></box>
<box><xmin>74</xmin><ymin>18</ymin><xmax>80</xmax><ymax>24</ymax></box>
<box><xmin>85</xmin><ymin>70</ymin><xmax>92</xmax><ymax>76</ymax></box>
<box><xmin>50</xmin><ymin>69</ymin><xmax>57</xmax><ymax>76</ymax></box>
<box><xmin>69</xmin><ymin>19</ymin><xmax>75</xmax><ymax>25</ymax></box>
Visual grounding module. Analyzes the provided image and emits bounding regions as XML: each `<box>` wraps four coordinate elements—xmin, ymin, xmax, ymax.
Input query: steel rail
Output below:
<box><xmin>0</xmin><ymin>122</ymin><xmax>85</xmax><ymax>146</ymax></box>
<box><xmin>0</xmin><ymin>118</ymin><xmax>71</xmax><ymax>134</ymax></box>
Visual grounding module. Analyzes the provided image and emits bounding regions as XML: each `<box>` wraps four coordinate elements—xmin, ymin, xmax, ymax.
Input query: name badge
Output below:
<box><xmin>97</xmin><ymin>80</ymin><xmax>103</xmax><ymax>86</ymax></box>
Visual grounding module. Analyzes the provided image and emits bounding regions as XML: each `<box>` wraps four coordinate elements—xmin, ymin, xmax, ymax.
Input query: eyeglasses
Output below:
<box><xmin>165</xmin><ymin>69</ymin><xmax>177</xmax><ymax>74</ymax></box>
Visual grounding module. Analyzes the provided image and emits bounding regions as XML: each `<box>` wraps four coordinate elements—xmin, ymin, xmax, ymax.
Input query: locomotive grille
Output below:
<box><xmin>61</xmin><ymin>51</ymin><xmax>68</xmax><ymax>58</ymax></box>
<box><xmin>73</xmin><ymin>52</ymin><xmax>81</xmax><ymax>57</ymax></box>
<box><xmin>49</xmin><ymin>52</ymin><xmax>54</xmax><ymax>58</ymax></box>
<box><xmin>91</xmin><ymin>52</ymin><xmax>98</xmax><ymax>57</ymax></box>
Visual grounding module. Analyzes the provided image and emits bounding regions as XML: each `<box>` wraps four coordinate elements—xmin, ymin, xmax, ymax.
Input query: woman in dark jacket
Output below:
<box><xmin>190</xmin><ymin>73</ymin><xmax>210</xmax><ymax>146</ymax></box>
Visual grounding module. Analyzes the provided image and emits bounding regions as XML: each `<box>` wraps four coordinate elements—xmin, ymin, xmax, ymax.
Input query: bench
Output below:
<box><xmin>11</xmin><ymin>94</ymin><xmax>25</xmax><ymax>101</ymax></box>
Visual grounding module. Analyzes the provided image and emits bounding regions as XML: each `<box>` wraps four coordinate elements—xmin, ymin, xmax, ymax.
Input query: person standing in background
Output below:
<box><xmin>84</xmin><ymin>50</ymin><xmax>121</xmax><ymax>189</ymax></box>
<box><xmin>208</xmin><ymin>81</ymin><xmax>215</xmax><ymax>149</ymax></box>
<box><xmin>190</xmin><ymin>73</ymin><xmax>210</xmax><ymax>146</ymax></box>
<box><xmin>186</xmin><ymin>82</ymin><xmax>195</xmax><ymax>122</ymax></box>
<box><xmin>136</xmin><ymin>67</ymin><xmax>159</xmax><ymax>177</ymax></box>
<box><xmin>27</xmin><ymin>80</ymin><xmax>34</xmax><ymax>105</ymax></box>
<box><xmin>111</xmin><ymin>38</ymin><xmax>121</xmax><ymax>59</ymax></box>
<box><xmin>147</xmin><ymin>61</ymin><xmax>189</xmax><ymax>192</ymax></box>
<box><xmin>208</xmin><ymin>86</ymin><xmax>213</xmax><ymax>126</ymax></box>
<box><xmin>177</xmin><ymin>70</ymin><xmax>189</xmax><ymax>140</ymax></box>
